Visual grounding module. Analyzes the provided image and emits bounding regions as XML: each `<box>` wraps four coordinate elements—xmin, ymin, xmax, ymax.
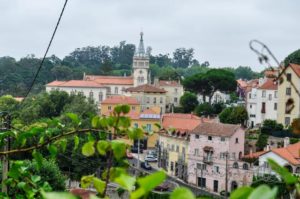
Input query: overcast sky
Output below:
<box><xmin>1</xmin><ymin>0</ymin><xmax>299</xmax><ymax>71</ymax></box>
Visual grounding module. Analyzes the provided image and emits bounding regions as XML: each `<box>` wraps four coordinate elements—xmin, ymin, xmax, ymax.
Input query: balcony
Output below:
<box><xmin>203</xmin><ymin>156</ymin><xmax>213</xmax><ymax>164</ymax></box>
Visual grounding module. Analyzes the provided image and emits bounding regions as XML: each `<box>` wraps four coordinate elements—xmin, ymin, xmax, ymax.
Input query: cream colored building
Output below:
<box><xmin>154</xmin><ymin>80</ymin><xmax>184</xmax><ymax>110</ymax></box>
<box><xmin>277</xmin><ymin>63</ymin><xmax>300</xmax><ymax>126</ymax></box>
<box><xmin>124</xmin><ymin>84</ymin><xmax>167</xmax><ymax>113</ymax></box>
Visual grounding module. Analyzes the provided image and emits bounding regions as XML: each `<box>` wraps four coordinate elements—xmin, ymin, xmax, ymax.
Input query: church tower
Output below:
<box><xmin>133</xmin><ymin>32</ymin><xmax>149</xmax><ymax>87</ymax></box>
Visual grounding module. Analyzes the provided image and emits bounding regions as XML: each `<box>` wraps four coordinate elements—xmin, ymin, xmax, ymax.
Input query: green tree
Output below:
<box><xmin>284</xmin><ymin>49</ymin><xmax>300</xmax><ymax>66</ymax></box>
<box><xmin>256</xmin><ymin>133</ymin><xmax>269</xmax><ymax>151</ymax></box>
<box><xmin>172</xmin><ymin>48</ymin><xmax>195</xmax><ymax>68</ymax></box>
<box><xmin>195</xmin><ymin>103</ymin><xmax>213</xmax><ymax>116</ymax></box>
<box><xmin>234</xmin><ymin>66</ymin><xmax>255</xmax><ymax>80</ymax></box>
<box><xmin>179</xmin><ymin>92</ymin><xmax>199</xmax><ymax>113</ymax></box>
<box><xmin>219</xmin><ymin>106</ymin><xmax>248</xmax><ymax>125</ymax></box>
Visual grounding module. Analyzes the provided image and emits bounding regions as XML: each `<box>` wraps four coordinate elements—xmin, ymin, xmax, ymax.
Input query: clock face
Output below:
<box><xmin>139</xmin><ymin>70</ymin><xmax>143</xmax><ymax>74</ymax></box>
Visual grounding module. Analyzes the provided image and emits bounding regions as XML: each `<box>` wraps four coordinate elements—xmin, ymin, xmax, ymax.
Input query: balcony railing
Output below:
<box><xmin>203</xmin><ymin>156</ymin><xmax>213</xmax><ymax>164</ymax></box>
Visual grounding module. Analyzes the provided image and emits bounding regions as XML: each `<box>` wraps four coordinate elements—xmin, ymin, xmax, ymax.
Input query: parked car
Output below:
<box><xmin>145</xmin><ymin>155</ymin><xmax>158</xmax><ymax>162</ymax></box>
<box><xmin>147</xmin><ymin>150</ymin><xmax>157</xmax><ymax>157</ymax></box>
<box><xmin>141</xmin><ymin>161</ymin><xmax>152</xmax><ymax>170</ymax></box>
<box><xmin>126</xmin><ymin>150</ymin><xmax>133</xmax><ymax>159</ymax></box>
<box><xmin>131</xmin><ymin>147</ymin><xmax>143</xmax><ymax>153</ymax></box>
<box><xmin>154</xmin><ymin>183</ymin><xmax>169</xmax><ymax>191</ymax></box>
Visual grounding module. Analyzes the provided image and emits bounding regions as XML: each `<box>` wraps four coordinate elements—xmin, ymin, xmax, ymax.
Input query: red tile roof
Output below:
<box><xmin>271</xmin><ymin>142</ymin><xmax>300</xmax><ymax>165</ymax></box>
<box><xmin>162</xmin><ymin>113</ymin><xmax>206</xmax><ymax>132</ymax></box>
<box><xmin>101</xmin><ymin>96</ymin><xmax>140</xmax><ymax>105</ymax></box>
<box><xmin>85</xmin><ymin>75</ymin><xmax>133</xmax><ymax>85</ymax></box>
<box><xmin>191</xmin><ymin>122</ymin><xmax>241</xmax><ymax>137</ymax></box>
<box><xmin>159</xmin><ymin>80</ymin><xmax>181</xmax><ymax>87</ymax></box>
<box><xmin>47</xmin><ymin>80</ymin><xmax>104</xmax><ymax>88</ymax></box>
<box><xmin>289</xmin><ymin>63</ymin><xmax>300</xmax><ymax>77</ymax></box>
<box><xmin>258</xmin><ymin>78</ymin><xmax>278</xmax><ymax>90</ymax></box>
<box><xmin>248</xmin><ymin>142</ymin><xmax>300</xmax><ymax>165</ymax></box>
<box><xmin>264</xmin><ymin>69</ymin><xmax>278</xmax><ymax>77</ymax></box>
<box><xmin>125</xmin><ymin>84</ymin><xmax>167</xmax><ymax>93</ymax></box>
<box><xmin>46</xmin><ymin>80</ymin><xmax>66</xmax><ymax>86</ymax></box>
<box><xmin>237</xmin><ymin>79</ymin><xmax>248</xmax><ymax>88</ymax></box>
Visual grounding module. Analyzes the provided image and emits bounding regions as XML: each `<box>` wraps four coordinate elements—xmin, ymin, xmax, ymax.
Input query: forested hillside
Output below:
<box><xmin>0</xmin><ymin>41</ymin><xmax>260</xmax><ymax>97</ymax></box>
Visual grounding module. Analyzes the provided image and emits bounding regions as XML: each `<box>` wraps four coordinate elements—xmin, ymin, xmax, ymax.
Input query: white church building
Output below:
<box><xmin>46</xmin><ymin>33</ymin><xmax>184</xmax><ymax>113</ymax></box>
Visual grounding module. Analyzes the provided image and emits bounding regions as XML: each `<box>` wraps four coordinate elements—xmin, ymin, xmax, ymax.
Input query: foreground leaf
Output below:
<box><xmin>114</xmin><ymin>174</ymin><xmax>136</xmax><ymax>191</ymax></box>
<box><xmin>111</xmin><ymin>140</ymin><xmax>126</xmax><ymax>159</ymax></box>
<box><xmin>41</xmin><ymin>191</ymin><xmax>77</xmax><ymax>199</ymax></box>
<box><xmin>170</xmin><ymin>187</ymin><xmax>195</xmax><ymax>199</ymax></box>
<box><xmin>93</xmin><ymin>177</ymin><xmax>106</xmax><ymax>194</ymax></box>
<box><xmin>96</xmin><ymin>140</ymin><xmax>110</xmax><ymax>156</ymax></box>
<box><xmin>268</xmin><ymin>159</ymin><xmax>297</xmax><ymax>184</ymax></box>
<box><xmin>82</xmin><ymin>141</ymin><xmax>95</xmax><ymax>157</ymax></box>
<box><xmin>249</xmin><ymin>185</ymin><xmax>277</xmax><ymax>199</ymax></box>
<box><xmin>230</xmin><ymin>186</ymin><xmax>253</xmax><ymax>199</ymax></box>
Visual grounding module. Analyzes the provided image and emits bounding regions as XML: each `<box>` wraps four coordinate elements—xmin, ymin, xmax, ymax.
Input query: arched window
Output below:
<box><xmin>295</xmin><ymin>167</ymin><xmax>300</xmax><ymax>174</ymax></box>
<box><xmin>242</xmin><ymin>163</ymin><xmax>249</xmax><ymax>170</ymax></box>
<box><xmin>231</xmin><ymin>181</ymin><xmax>238</xmax><ymax>191</ymax></box>
<box><xmin>233</xmin><ymin>162</ymin><xmax>239</xmax><ymax>169</ymax></box>
<box><xmin>98</xmin><ymin>92</ymin><xmax>103</xmax><ymax>102</ymax></box>
<box><xmin>89</xmin><ymin>91</ymin><xmax>93</xmax><ymax>99</ymax></box>
<box><xmin>285</xmin><ymin>165</ymin><xmax>293</xmax><ymax>173</ymax></box>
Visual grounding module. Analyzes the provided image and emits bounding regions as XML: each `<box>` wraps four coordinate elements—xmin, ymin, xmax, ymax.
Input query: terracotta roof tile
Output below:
<box><xmin>271</xmin><ymin>142</ymin><xmax>300</xmax><ymax>165</ymax></box>
<box><xmin>159</xmin><ymin>80</ymin><xmax>181</xmax><ymax>87</ymax></box>
<box><xmin>85</xmin><ymin>75</ymin><xmax>133</xmax><ymax>85</ymax></box>
<box><xmin>101</xmin><ymin>96</ymin><xmax>140</xmax><ymax>105</ymax></box>
<box><xmin>48</xmin><ymin>80</ymin><xmax>104</xmax><ymax>88</ymax></box>
<box><xmin>162</xmin><ymin>113</ymin><xmax>207</xmax><ymax>132</ymax></box>
<box><xmin>289</xmin><ymin>63</ymin><xmax>300</xmax><ymax>77</ymax></box>
<box><xmin>191</xmin><ymin>122</ymin><xmax>241</xmax><ymax>137</ymax></box>
<box><xmin>237</xmin><ymin>79</ymin><xmax>248</xmax><ymax>88</ymax></box>
<box><xmin>258</xmin><ymin>78</ymin><xmax>278</xmax><ymax>90</ymax></box>
<box><xmin>125</xmin><ymin>84</ymin><xmax>167</xmax><ymax>93</ymax></box>
<box><xmin>46</xmin><ymin>80</ymin><xmax>66</xmax><ymax>86</ymax></box>
<box><xmin>243</xmin><ymin>151</ymin><xmax>268</xmax><ymax>159</ymax></box>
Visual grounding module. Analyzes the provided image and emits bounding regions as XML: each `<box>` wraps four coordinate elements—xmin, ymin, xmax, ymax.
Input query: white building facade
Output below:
<box><xmin>247</xmin><ymin>78</ymin><xmax>278</xmax><ymax>128</ymax></box>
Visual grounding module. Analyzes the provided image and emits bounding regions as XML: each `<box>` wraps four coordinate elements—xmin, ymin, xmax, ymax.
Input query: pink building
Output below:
<box><xmin>187</xmin><ymin>122</ymin><xmax>253</xmax><ymax>195</ymax></box>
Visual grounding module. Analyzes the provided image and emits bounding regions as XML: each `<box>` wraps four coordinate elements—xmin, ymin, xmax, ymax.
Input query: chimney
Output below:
<box><xmin>265</xmin><ymin>144</ymin><xmax>271</xmax><ymax>151</ymax></box>
<box><xmin>283</xmin><ymin>137</ymin><xmax>290</xmax><ymax>147</ymax></box>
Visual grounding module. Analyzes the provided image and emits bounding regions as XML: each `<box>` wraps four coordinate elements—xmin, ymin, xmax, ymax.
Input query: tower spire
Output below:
<box><xmin>136</xmin><ymin>32</ymin><xmax>146</xmax><ymax>56</ymax></box>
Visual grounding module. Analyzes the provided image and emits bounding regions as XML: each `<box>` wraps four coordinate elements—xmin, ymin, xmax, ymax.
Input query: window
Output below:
<box><xmin>170</xmin><ymin>162</ymin><xmax>174</xmax><ymax>171</ymax></box>
<box><xmin>197</xmin><ymin>163</ymin><xmax>206</xmax><ymax>170</ymax></box>
<box><xmin>208</xmin><ymin>136</ymin><xmax>212</xmax><ymax>141</ymax></box>
<box><xmin>160</xmin><ymin>97</ymin><xmax>163</xmax><ymax>104</ymax></box>
<box><xmin>243</xmin><ymin>163</ymin><xmax>249</xmax><ymax>170</ymax></box>
<box><xmin>134</xmin><ymin>123</ymin><xmax>138</xmax><ymax>128</ymax></box>
<box><xmin>285</xmin><ymin>98</ymin><xmax>294</xmax><ymax>114</ymax></box>
<box><xmin>171</xmin><ymin>144</ymin><xmax>175</xmax><ymax>151</ymax></box>
<box><xmin>107</xmin><ymin>87</ymin><xmax>111</xmax><ymax>94</ymax></box>
<box><xmin>182</xmin><ymin>147</ymin><xmax>185</xmax><ymax>154</ymax></box>
<box><xmin>286</xmin><ymin>88</ymin><xmax>291</xmax><ymax>95</ymax></box>
<box><xmin>232</xmin><ymin>152</ymin><xmax>236</xmax><ymax>160</ymax></box>
<box><xmin>146</xmin><ymin>97</ymin><xmax>150</xmax><ymax>103</ymax></box>
<box><xmin>261</xmin><ymin>102</ymin><xmax>266</xmax><ymax>113</ymax></box>
<box><xmin>132</xmin><ymin>106</ymin><xmax>136</xmax><ymax>111</ymax></box>
<box><xmin>262</xmin><ymin>91</ymin><xmax>266</xmax><ymax>97</ymax></box>
<box><xmin>153</xmin><ymin>97</ymin><xmax>156</xmax><ymax>104</ymax></box>
<box><xmin>250</xmin><ymin>104</ymin><xmax>252</xmax><ymax>109</ymax></box>
<box><xmin>274</xmin><ymin>91</ymin><xmax>278</xmax><ymax>98</ymax></box>
<box><xmin>194</xmin><ymin>149</ymin><xmax>199</xmax><ymax>156</ymax></box>
<box><xmin>175</xmin><ymin>88</ymin><xmax>178</xmax><ymax>93</ymax></box>
<box><xmin>249</xmin><ymin>93</ymin><xmax>251</xmax><ymax>99</ymax></box>
<box><xmin>108</xmin><ymin>106</ymin><xmax>112</xmax><ymax>110</ymax></box>
<box><xmin>274</xmin><ymin>103</ymin><xmax>277</xmax><ymax>110</ymax></box>
<box><xmin>98</xmin><ymin>92</ymin><xmax>103</xmax><ymax>102</ymax></box>
<box><xmin>285</xmin><ymin>117</ymin><xmax>291</xmax><ymax>126</ymax></box>
<box><xmin>195</xmin><ymin>134</ymin><xmax>200</xmax><ymax>139</ymax></box>
<box><xmin>287</xmin><ymin>73</ymin><xmax>292</xmax><ymax>81</ymax></box>
<box><xmin>89</xmin><ymin>91</ymin><xmax>94</xmax><ymax>99</ymax></box>
<box><xmin>146</xmin><ymin>124</ymin><xmax>152</xmax><ymax>132</ymax></box>
<box><xmin>114</xmin><ymin>87</ymin><xmax>118</xmax><ymax>94</ymax></box>
<box><xmin>235</xmin><ymin>138</ymin><xmax>239</xmax><ymax>143</ymax></box>
<box><xmin>250</xmin><ymin>114</ymin><xmax>256</xmax><ymax>118</ymax></box>
<box><xmin>268</xmin><ymin>94</ymin><xmax>272</xmax><ymax>100</ymax></box>
<box><xmin>176</xmin><ymin>145</ymin><xmax>179</xmax><ymax>152</ymax></box>
<box><xmin>213</xmin><ymin>166</ymin><xmax>219</xmax><ymax>173</ymax></box>
<box><xmin>233</xmin><ymin>162</ymin><xmax>239</xmax><ymax>169</ymax></box>
<box><xmin>174</xmin><ymin>97</ymin><xmax>178</xmax><ymax>103</ymax></box>
<box><xmin>221</xmin><ymin>137</ymin><xmax>225</xmax><ymax>142</ymax></box>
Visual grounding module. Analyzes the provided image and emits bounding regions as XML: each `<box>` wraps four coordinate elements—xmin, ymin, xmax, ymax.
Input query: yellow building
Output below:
<box><xmin>158</xmin><ymin>113</ymin><xmax>205</xmax><ymax>181</ymax></box>
<box><xmin>101</xmin><ymin>95</ymin><xmax>161</xmax><ymax>148</ymax></box>
<box><xmin>277</xmin><ymin>63</ymin><xmax>300</xmax><ymax>126</ymax></box>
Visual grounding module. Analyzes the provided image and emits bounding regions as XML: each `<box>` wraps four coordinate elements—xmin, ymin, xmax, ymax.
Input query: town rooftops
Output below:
<box><xmin>101</xmin><ymin>96</ymin><xmax>139</xmax><ymax>105</ymax></box>
<box><xmin>125</xmin><ymin>84</ymin><xmax>167</xmax><ymax>93</ymax></box>
<box><xmin>102</xmin><ymin>109</ymin><xmax>160</xmax><ymax>120</ymax></box>
<box><xmin>46</xmin><ymin>80</ymin><xmax>104</xmax><ymax>88</ymax></box>
<box><xmin>246</xmin><ymin>142</ymin><xmax>300</xmax><ymax>165</ymax></box>
<box><xmin>191</xmin><ymin>122</ymin><xmax>240</xmax><ymax>137</ymax></box>
<box><xmin>162</xmin><ymin>113</ymin><xmax>206</xmax><ymax>132</ymax></box>
<box><xmin>258</xmin><ymin>78</ymin><xmax>278</xmax><ymax>90</ymax></box>
<box><xmin>159</xmin><ymin>80</ymin><xmax>181</xmax><ymax>87</ymax></box>
<box><xmin>84</xmin><ymin>75</ymin><xmax>134</xmax><ymax>85</ymax></box>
